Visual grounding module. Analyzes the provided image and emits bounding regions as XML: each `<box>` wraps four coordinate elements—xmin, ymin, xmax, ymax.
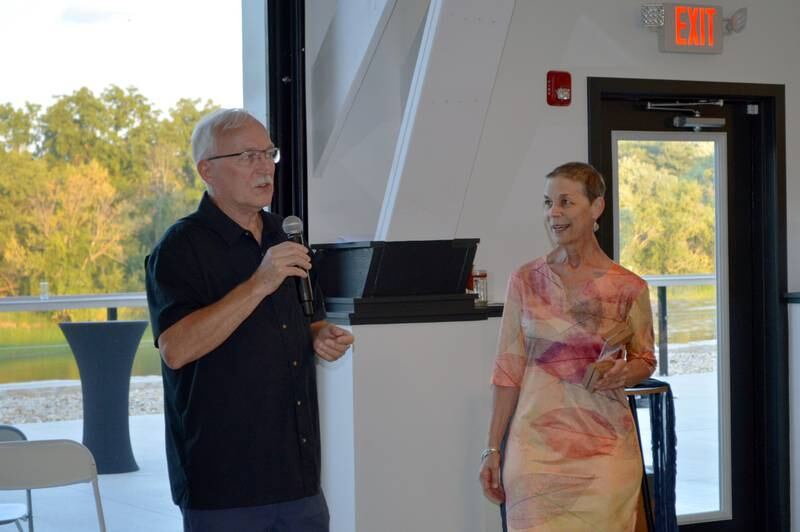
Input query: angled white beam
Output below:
<box><xmin>309</xmin><ymin>0</ymin><xmax>397</xmax><ymax>176</ymax></box>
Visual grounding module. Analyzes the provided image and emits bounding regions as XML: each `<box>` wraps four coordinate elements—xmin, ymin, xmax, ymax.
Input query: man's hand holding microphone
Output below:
<box><xmin>253</xmin><ymin>240</ymin><xmax>312</xmax><ymax>296</ymax></box>
<box><xmin>252</xmin><ymin>215</ymin><xmax>353</xmax><ymax>361</ymax></box>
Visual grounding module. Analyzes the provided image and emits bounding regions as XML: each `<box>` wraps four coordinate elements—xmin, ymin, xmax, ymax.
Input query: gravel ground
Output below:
<box><xmin>662</xmin><ymin>351</ymin><xmax>716</xmax><ymax>375</ymax></box>
<box><xmin>0</xmin><ymin>348</ymin><xmax>716</xmax><ymax>425</ymax></box>
<box><xmin>658</xmin><ymin>341</ymin><xmax>718</xmax><ymax>375</ymax></box>
<box><xmin>0</xmin><ymin>379</ymin><xmax>163</xmax><ymax>424</ymax></box>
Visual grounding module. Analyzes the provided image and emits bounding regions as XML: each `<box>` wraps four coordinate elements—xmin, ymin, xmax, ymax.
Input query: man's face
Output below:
<box><xmin>200</xmin><ymin>119</ymin><xmax>276</xmax><ymax>213</ymax></box>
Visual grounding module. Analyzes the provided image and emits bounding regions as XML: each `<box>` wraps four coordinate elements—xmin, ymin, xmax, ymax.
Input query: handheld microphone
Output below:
<box><xmin>282</xmin><ymin>216</ymin><xmax>314</xmax><ymax>317</ymax></box>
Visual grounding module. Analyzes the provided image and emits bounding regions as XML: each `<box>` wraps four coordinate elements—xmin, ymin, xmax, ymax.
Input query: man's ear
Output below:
<box><xmin>197</xmin><ymin>160</ymin><xmax>212</xmax><ymax>186</ymax></box>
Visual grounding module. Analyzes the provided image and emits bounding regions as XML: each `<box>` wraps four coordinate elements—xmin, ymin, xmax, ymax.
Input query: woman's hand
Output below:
<box><xmin>479</xmin><ymin>451</ymin><xmax>505</xmax><ymax>504</ymax></box>
<box><xmin>593</xmin><ymin>358</ymin><xmax>627</xmax><ymax>391</ymax></box>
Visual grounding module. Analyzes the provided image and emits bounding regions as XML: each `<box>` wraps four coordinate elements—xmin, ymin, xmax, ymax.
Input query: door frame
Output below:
<box><xmin>587</xmin><ymin>77</ymin><xmax>788</xmax><ymax>531</ymax></box>
<box><xmin>267</xmin><ymin>0</ymin><xmax>309</xmax><ymax>234</ymax></box>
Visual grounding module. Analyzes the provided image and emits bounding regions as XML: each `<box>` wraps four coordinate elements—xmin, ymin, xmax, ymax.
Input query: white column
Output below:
<box><xmin>317</xmin><ymin>318</ymin><xmax>504</xmax><ymax>532</ymax></box>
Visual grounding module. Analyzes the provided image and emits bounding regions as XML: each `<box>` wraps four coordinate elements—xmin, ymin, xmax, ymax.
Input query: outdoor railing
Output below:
<box><xmin>642</xmin><ymin>274</ymin><xmax>716</xmax><ymax>376</ymax></box>
<box><xmin>0</xmin><ymin>278</ymin><xmax>715</xmax><ymax>377</ymax></box>
<box><xmin>0</xmin><ymin>292</ymin><xmax>147</xmax><ymax>320</ymax></box>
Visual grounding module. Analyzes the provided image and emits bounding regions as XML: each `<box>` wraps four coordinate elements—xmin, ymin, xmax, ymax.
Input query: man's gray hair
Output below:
<box><xmin>191</xmin><ymin>108</ymin><xmax>265</xmax><ymax>164</ymax></box>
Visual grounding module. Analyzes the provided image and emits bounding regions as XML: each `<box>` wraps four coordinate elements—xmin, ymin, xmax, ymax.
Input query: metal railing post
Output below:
<box><xmin>643</xmin><ymin>274</ymin><xmax>714</xmax><ymax>377</ymax></box>
<box><xmin>658</xmin><ymin>285</ymin><xmax>669</xmax><ymax>376</ymax></box>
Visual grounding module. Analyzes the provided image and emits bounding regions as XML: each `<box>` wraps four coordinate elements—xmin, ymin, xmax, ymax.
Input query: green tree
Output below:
<box><xmin>0</xmin><ymin>151</ymin><xmax>49</xmax><ymax>295</ymax></box>
<box><xmin>38</xmin><ymin>86</ymin><xmax>159</xmax><ymax>194</ymax></box>
<box><xmin>125</xmin><ymin>97</ymin><xmax>218</xmax><ymax>288</ymax></box>
<box><xmin>618</xmin><ymin>140</ymin><xmax>716</xmax><ymax>275</ymax></box>
<box><xmin>3</xmin><ymin>161</ymin><xmax>132</xmax><ymax>295</ymax></box>
<box><xmin>0</xmin><ymin>103</ymin><xmax>40</xmax><ymax>153</ymax></box>
<box><xmin>0</xmin><ymin>86</ymin><xmax>216</xmax><ymax>296</ymax></box>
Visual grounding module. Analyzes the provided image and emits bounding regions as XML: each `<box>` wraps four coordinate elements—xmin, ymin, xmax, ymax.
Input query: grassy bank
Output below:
<box><xmin>0</xmin><ymin>308</ymin><xmax>162</xmax><ymax>384</ymax></box>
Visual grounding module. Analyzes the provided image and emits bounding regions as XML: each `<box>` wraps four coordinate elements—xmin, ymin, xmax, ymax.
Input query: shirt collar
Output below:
<box><xmin>192</xmin><ymin>192</ymin><xmax>279</xmax><ymax>247</ymax></box>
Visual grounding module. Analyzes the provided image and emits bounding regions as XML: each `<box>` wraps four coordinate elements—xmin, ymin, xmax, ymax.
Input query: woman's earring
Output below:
<box><xmin>593</xmin><ymin>221</ymin><xmax>599</xmax><ymax>232</ymax></box>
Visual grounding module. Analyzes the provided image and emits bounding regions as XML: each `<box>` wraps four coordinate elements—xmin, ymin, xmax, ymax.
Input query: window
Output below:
<box><xmin>0</xmin><ymin>3</ymin><xmax>243</xmax><ymax>528</ymax></box>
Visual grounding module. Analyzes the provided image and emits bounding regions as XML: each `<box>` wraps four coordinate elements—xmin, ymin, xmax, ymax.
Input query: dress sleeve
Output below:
<box><xmin>491</xmin><ymin>273</ymin><xmax>527</xmax><ymax>388</ymax></box>
<box><xmin>626</xmin><ymin>283</ymin><xmax>656</xmax><ymax>371</ymax></box>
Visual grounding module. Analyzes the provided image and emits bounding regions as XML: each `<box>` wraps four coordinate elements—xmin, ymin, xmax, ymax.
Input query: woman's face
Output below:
<box><xmin>543</xmin><ymin>176</ymin><xmax>604</xmax><ymax>246</ymax></box>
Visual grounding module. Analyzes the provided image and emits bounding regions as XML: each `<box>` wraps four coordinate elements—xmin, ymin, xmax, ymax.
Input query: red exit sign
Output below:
<box><xmin>660</xmin><ymin>3</ymin><xmax>723</xmax><ymax>54</ymax></box>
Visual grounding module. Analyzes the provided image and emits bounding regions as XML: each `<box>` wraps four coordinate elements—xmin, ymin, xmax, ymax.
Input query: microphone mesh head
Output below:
<box><xmin>282</xmin><ymin>215</ymin><xmax>304</xmax><ymax>235</ymax></box>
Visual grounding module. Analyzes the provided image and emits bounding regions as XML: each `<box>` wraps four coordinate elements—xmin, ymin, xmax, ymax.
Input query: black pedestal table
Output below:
<box><xmin>59</xmin><ymin>320</ymin><xmax>148</xmax><ymax>474</ymax></box>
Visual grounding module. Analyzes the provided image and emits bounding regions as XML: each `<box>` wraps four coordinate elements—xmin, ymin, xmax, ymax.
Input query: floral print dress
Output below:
<box><xmin>492</xmin><ymin>257</ymin><xmax>656</xmax><ymax>531</ymax></box>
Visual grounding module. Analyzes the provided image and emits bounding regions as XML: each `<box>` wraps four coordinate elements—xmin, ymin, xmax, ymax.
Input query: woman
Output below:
<box><xmin>479</xmin><ymin>162</ymin><xmax>656</xmax><ymax>531</ymax></box>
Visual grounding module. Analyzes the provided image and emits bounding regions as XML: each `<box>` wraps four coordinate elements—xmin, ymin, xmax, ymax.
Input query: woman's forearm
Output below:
<box><xmin>487</xmin><ymin>385</ymin><xmax>520</xmax><ymax>448</ymax></box>
<box><xmin>624</xmin><ymin>358</ymin><xmax>655</xmax><ymax>387</ymax></box>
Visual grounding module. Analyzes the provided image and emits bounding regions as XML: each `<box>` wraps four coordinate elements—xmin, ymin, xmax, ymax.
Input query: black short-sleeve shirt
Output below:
<box><xmin>145</xmin><ymin>192</ymin><xmax>326</xmax><ymax>510</ymax></box>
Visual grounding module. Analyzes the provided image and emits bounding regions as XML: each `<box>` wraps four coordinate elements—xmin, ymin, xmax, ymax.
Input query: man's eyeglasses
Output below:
<box><xmin>206</xmin><ymin>147</ymin><xmax>281</xmax><ymax>165</ymax></box>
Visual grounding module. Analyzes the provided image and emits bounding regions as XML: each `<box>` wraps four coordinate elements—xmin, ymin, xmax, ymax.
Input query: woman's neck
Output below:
<box><xmin>549</xmin><ymin>237</ymin><xmax>609</xmax><ymax>270</ymax></box>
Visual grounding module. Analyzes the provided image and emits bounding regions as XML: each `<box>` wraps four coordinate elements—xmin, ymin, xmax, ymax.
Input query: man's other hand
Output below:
<box><xmin>312</xmin><ymin>322</ymin><xmax>354</xmax><ymax>361</ymax></box>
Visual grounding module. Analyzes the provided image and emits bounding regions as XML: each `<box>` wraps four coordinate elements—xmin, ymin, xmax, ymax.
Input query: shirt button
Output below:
<box><xmin>301</xmin><ymin>437</ymin><xmax>307</xmax><ymax>444</ymax></box>
<box><xmin>292</xmin><ymin>360</ymin><xmax>299</xmax><ymax>367</ymax></box>
<box><xmin>296</xmin><ymin>400</ymin><xmax>302</xmax><ymax>406</ymax></box>
<box><xmin>282</xmin><ymin>324</ymin><xmax>288</xmax><ymax>330</ymax></box>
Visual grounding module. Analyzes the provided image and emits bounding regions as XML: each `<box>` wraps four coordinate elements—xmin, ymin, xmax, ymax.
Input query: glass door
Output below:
<box><xmin>612</xmin><ymin>132</ymin><xmax>731</xmax><ymax>524</ymax></box>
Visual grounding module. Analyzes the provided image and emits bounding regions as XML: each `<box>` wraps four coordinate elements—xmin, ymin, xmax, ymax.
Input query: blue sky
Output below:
<box><xmin>0</xmin><ymin>0</ymin><xmax>243</xmax><ymax>113</ymax></box>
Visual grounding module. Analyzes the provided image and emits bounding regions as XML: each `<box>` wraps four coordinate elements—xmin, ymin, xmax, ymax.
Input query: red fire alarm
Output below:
<box><xmin>546</xmin><ymin>70</ymin><xmax>571</xmax><ymax>106</ymax></box>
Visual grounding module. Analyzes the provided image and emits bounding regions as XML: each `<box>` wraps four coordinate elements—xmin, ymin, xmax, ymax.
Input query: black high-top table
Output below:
<box><xmin>59</xmin><ymin>320</ymin><xmax>148</xmax><ymax>474</ymax></box>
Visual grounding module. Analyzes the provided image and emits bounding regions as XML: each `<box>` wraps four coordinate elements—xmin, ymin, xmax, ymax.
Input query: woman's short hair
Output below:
<box><xmin>546</xmin><ymin>162</ymin><xmax>606</xmax><ymax>202</ymax></box>
<box><xmin>191</xmin><ymin>108</ymin><xmax>264</xmax><ymax>164</ymax></box>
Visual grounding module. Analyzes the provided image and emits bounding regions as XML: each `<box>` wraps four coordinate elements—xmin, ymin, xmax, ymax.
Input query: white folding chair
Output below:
<box><xmin>0</xmin><ymin>425</ymin><xmax>31</xmax><ymax>532</ymax></box>
<box><xmin>0</xmin><ymin>439</ymin><xmax>106</xmax><ymax>532</ymax></box>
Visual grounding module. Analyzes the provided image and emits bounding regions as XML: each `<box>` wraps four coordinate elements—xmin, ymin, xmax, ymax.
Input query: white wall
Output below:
<box><xmin>306</xmin><ymin>0</ymin><xmax>431</xmax><ymax>243</ymax></box>
<box><xmin>458</xmin><ymin>0</ymin><xmax>800</xmax><ymax>299</ymax></box>
<box><xmin>307</xmin><ymin>0</ymin><xmax>394</xmax><ymax>173</ymax></box>
<box><xmin>308</xmin><ymin>0</ymin><xmax>800</xmax><ymax>298</ymax></box>
<box><xmin>306</xmin><ymin>2</ymin><xmax>800</xmax><ymax>528</ymax></box>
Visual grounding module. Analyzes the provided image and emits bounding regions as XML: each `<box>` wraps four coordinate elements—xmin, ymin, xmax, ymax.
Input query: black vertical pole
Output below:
<box><xmin>267</xmin><ymin>0</ymin><xmax>309</xmax><ymax>240</ymax></box>
<box><xmin>657</xmin><ymin>286</ymin><xmax>668</xmax><ymax>376</ymax></box>
<box><xmin>628</xmin><ymin>395</ymin><xmax>656</xmax><ymax>531</ymax></box>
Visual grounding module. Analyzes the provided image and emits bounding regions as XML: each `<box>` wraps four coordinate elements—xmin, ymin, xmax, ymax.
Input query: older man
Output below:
<box><xmin>145</xmin><ymin>108</ymin><xmax>353</xmax><ymax>532</ymax></box>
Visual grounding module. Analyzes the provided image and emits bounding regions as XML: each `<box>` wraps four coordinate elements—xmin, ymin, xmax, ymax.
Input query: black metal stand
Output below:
<box><xmin>626</xmin><ymin>380</ymin><xmax>678</xmax><ymax>532</ymax></box>
<box><xmin>628</xmin><ymin>393</ymin><xmax>658</xmax><ymax>531</ymax></box>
